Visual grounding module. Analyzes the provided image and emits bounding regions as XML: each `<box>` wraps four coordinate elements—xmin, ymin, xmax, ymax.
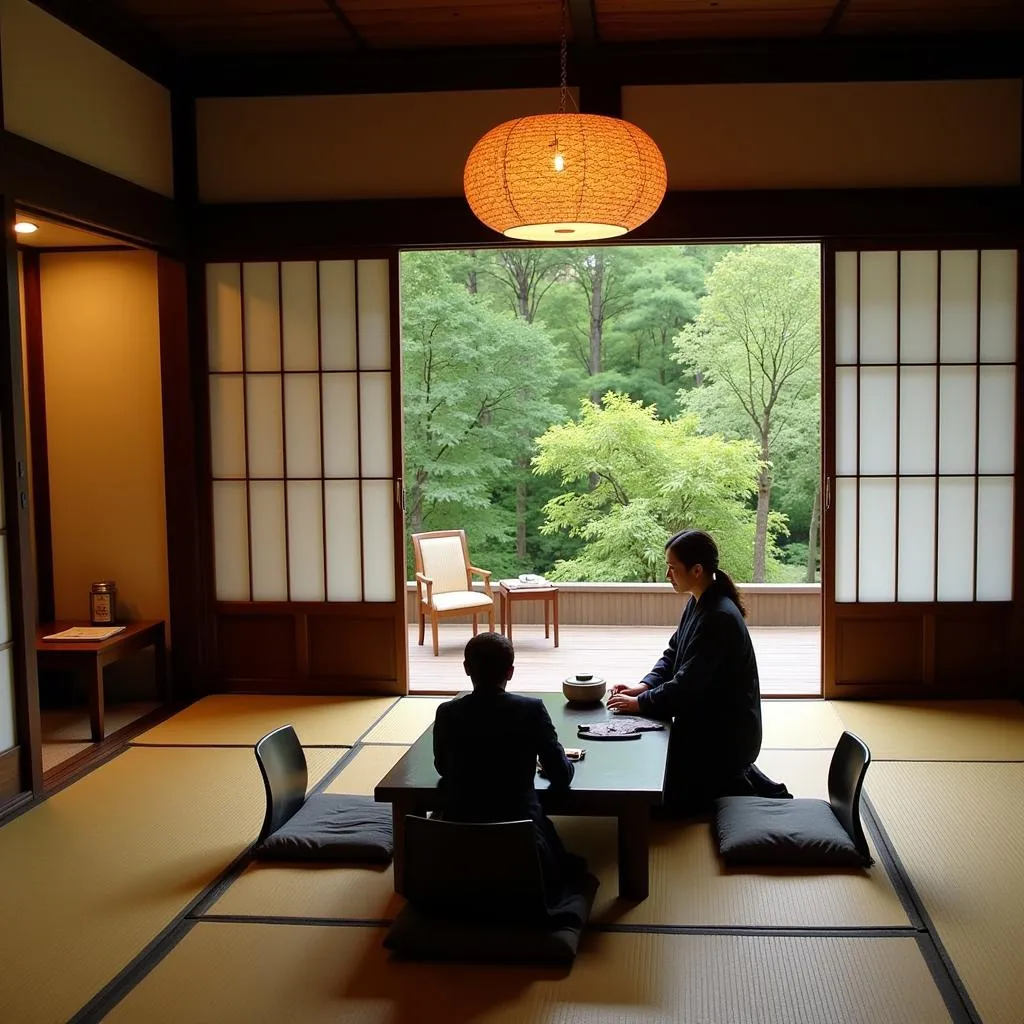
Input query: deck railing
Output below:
<box><xmin>406</xmin><ymin>582</ymin><xmax>820</xmax><ymax>627</ymax></box>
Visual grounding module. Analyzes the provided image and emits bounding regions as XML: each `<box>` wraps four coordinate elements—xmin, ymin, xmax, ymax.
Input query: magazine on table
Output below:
<box><xmin>42</xmin><ymin>626</ymin><xmax>127</xmax><ymax>642</ymax></box>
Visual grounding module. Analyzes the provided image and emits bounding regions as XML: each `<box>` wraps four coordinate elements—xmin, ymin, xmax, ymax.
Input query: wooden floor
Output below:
<box><xmin>408</xmin><ymin>624</ymin><xmax>821</xmax><ymax>696</ymax></box>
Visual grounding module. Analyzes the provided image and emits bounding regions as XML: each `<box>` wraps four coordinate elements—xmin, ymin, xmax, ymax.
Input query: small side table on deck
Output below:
<box><xmin>36</xmin><ymin>620</ymin><xmax>167</xmax><ymax>742</ymax></box>
<box><xmin>497</xmin><ymin>581</ymin><xmax>559</xmax><ymax>647</ymax></box>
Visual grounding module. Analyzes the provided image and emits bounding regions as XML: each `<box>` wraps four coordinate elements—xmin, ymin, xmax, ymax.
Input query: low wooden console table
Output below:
<box><xmin>497</xmin><ymin>581</ymin><xmax>559</xmax><ymax>647</ymax></box>
<box><xmin>36</xmin><ymin>620</ymin><xmax>167</xmax><ymax>741</ymax></box>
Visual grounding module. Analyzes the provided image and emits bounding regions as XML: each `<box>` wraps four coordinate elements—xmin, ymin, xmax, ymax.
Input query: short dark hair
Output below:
<box><xmin>463</xmin><ymin>632</ymin><xmax>514</xmax><ymax>687</ymax></box>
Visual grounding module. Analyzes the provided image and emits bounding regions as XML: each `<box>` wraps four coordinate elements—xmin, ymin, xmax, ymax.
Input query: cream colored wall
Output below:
<box><xmin>196</xmin><ymin>79</ymin><xmax>1021</xmax><ymax>201</ymax></box>
<box><xmin>624</xmin><ymin>80</ymin><xmax>1022</xmax><ymax>190</ymax></box>
<box><xmin>39</xmin><ymin>251</ymin><xmax>169</xmax><ymax>625</ymax></box>
<box><xmin>0</xmin><ymin>0</ymin><xmax>174</xmax><ymax>196</ymax></box>
<box><xmin>197</xmin><ymin>88</ymin><xmax>568</xmax><ymax>202</ymax></box>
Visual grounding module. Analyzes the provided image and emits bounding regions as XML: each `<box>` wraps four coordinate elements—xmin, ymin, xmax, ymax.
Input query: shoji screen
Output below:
<box><xmin>826</xmin><ymin>247</ymin><xmax>1019</xmax><ymax>696</ymax></box>
<box><xmin>205</xmin><ymin>258</ymin><xmax>404</xmax><ymax>694</ymax></box>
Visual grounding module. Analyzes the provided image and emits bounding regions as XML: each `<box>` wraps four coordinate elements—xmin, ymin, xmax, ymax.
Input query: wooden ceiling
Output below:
<box><xmin>102</xmin><ymin>0</ymin><xmax>1024</xmax><ymax>54</ymax></box>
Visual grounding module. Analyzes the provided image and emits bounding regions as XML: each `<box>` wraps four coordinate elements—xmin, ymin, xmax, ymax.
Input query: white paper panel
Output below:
<box><xmin>835</xmin><ymin>367</ymin><xmax>858</xmax><ymax>476</ymax></box>
<box><xmin>979</xmin><ymin>250</ymin><xmax>1018</xmax><ymax>363</ymax></box>
<box><xmin>0</xmin><ymin>538</ymin><xmax>11</xmax><ymax>646</ymax></box>
<box><xmin>320</xmin><ymin>260</ymin><xmax>357</xmax><ymax>371</ymax></box>
<box><xmin>899</xmin><ymin>251</ymin><xmax>938</xmax><ymax>364</ymax></box>
<box><xmin>243</xmin><ymin>263</ymin><xmax>281</xmax><ymax>371</ymax></box>
<box><xmin>213</xmin><ymin>481</ymin><xmax>249</xmax><ymax>600</ymax></box>
<box><xmin>249</xmin><ymin>481</ymin><xmax>288</xmax><ymax>600</ymax></box>
<box><xmin>938</xmin><ymin>366</ymin><xmax>976</xmax><ymax>475</ymax></box>
<box><xmin>0</xmin><ymin>650</ymin><xmax>15</xmax><ymax>752</ymax></box>
<box><xmin>978</xmin><ymin>366</ymin><xmax>1016</xmax><ymax>475</ymax></box>
<box><xmin>362</xmin><ymin>480</ymin><xmax>395</xmax><ymax>601</ymax></box>
<box><xmin>284</xmin><ymin>374</ymin><xmax>321</xmax><ymax>478</ymax></box>
<box><xmin>359</xmin><ymin>373</ymin><xmax>393</xmax><ymax>477</ymax></box>
<box><xmin>859</xmin><ymin>367</ymin><xmax>897</xmax><ymax>475</ymax></box>
<box><xmin>858</xmin><ymin>478</ymin><xmax>896</xmax><ymax>602</ymax></box>
<box><xmin>939</xmin><ymin>250</ymin><xmax>978</xmax><ymax>363</ymax></box>
<box><xmin>834</xmin><ymin>478</ymin><xmax>858</xmax><ymax>603</ymax></box>
<box><xmin>976</xmin><ymin>477</ymin><xmax>1014</xmax><ymax>601</ymax></box>
<box><xmin>859</xmin><ymin>251</ymin><xmax>898</xmax><ymax>364</ymax></box>
<box><xmin>206</xmin><ymin>264</ymin><xmax>243</xmax><ymax>372</ymax></box>
<box><xmin>246</xmin><ymin>375</ymin><xmax>284</xmax><ymax>478</ymax></box>
<box><xmin>897</xmin><ymin>478</ymin><xmax>935</xmax><ymax>602</ymax></box>
<box><xmin>898</xmin><ymin>366</ymin><xmax>937</xmax><ymax>475</ymax></box>
<box><xmin>937</xmin><ymin>477</ymin><xmax>975</xmax><ymax>601</ymax></box>
<box><xmin>357</xmin><ymin>259</ymin><xmax>391</xmax><ymax>371</ymax></box>
<box><xmin>281</xmin><ymin>262</ymin><xmax>319</xmax><ymax>371</ymax></box>
<box><xmin>287</xmin><ymin>481</ymin><xmax>325</xmax><ymax>602</ymax></box>
<box><xmin>209</xmin><ymin>375</ymin><xmax>246</xmax><ymax>478</ymax></box>
<box><xmin>835</xmin><ymin>251</ymin><xmax>858</xmax><ymax>366</ymax></box>
<box><xmin>325</xmin><ymin>480</ymin><xmax>362</xmax><ymax>600</ymax></box>
<box><xmin>322</xmin><ymin>373</ymin><xmax>359</xmax><ymax>478</ymax></box>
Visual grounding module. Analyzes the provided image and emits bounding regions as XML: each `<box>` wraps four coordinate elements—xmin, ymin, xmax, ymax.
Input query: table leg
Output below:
<box><xmin>553</xmin><ymin>590</ymin><xmax>560</xmax><ymax>648</ymax></box>
<box><xmin>499</xmin><ymin>592</ymin><xmax>505</xmax><ymax>636</ymax></box>
<box><xmin>617</xmin><ymin>804</ymin><xmax>650</xmax><ymax>900</ymax></box>
<box><xmin>544</xmin><ymin>597</ymin><xmax>550</xmax><ymax>639</ymax></box>
<box><xmin>391</xmin><ymin>800</ymin><xmax>409</xmax><ymax>895</ymax></box>
<box><xmin>87</xmin><ymin>660</ymin><xmax>105</xmax><ymax>742</ymax></box>
<box><xmin>506</xmin><ymin>596</ymin><xmax>513</xmax><ymax>642</ymax></box>
<box><xmin>154</xmin><ymin>630</ymin><xmax>169</xmax><ymax>702</ymax></box>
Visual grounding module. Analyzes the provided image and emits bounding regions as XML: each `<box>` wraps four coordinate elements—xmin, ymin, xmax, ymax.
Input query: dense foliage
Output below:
<box><xmin>400</xmin><ymin>244</ymin><xmax>821</xmax><ymax>583</ymax></box>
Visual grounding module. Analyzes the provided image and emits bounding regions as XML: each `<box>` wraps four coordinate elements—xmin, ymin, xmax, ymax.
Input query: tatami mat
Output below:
<box><xmin>324</xmin><ymin>745</ymin><xmax>411</xmax><ymax>797</ymax></box>
<box><xmin>0</xmin><ymin>746</ymin><xmax>272</xmax><ymax>1024</ymax></box>
<box><xmin>868</xmin><ymin>761</ymin><xmax>1024</xmax><ymax>1024</ymax></box>
<box><xmin>132</xmin><ymin>694</ymin><xmax>396</xmax><ymax>746</ymax></box>
<box><xmin>361</xmin><ymin>696</ymin><xmax>448</xmax><ymax>744</ymax></box>
<box><xmin>105</xmin><ymin>922</ymin><xmax>951</xmax><ymax>1024</ymax></box>
<box><xmin>761</xmin><ymin>699</ymin><xmax>846</xmax><ymax>749</ymax></box>
<box><xmin>836</xmin><ymin>699</ymin><xmax>1024</xmax><ymax>761</ymax></box>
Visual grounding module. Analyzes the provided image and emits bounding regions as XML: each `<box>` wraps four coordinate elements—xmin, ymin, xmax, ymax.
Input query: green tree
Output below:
<box><xmin>532</xmin><ymin>392</ymin><xmax>776</xmax><ymax>582</ymax></box>
<box><xmin>674</xmin><ymin>244</ymin><xmax>820</xmax><ymax>582</ymax></box>
<box><xmin>401</xmin><ymin>252</ymin><xmax>562</xmax><ymax>574</ymax></box>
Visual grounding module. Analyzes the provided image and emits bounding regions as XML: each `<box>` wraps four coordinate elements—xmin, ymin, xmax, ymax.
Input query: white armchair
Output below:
<box><xmin>412</xmin><ymin>530</ymin><xmax>494</xmax><ymax>656</ymax></box>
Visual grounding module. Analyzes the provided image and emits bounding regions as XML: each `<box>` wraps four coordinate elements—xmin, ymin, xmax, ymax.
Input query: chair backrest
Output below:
<box><xmin>254</xmin><ymin>725</ymin><xmax>308</xmax><ymax>842</ymax></box>
<box><xmin>403</xmin><ymin>815</ymin><xmax>549</xmax><ymax>924</ymax></box>
<box><xmin>412</xmin><ymin>530</ymin><xmax>472</xmax><ymax>595</ymax></box>
<box><xmin>827</xmin><ymin>730</ymin><xmax>871</xmax><ymax>860</ymax></box>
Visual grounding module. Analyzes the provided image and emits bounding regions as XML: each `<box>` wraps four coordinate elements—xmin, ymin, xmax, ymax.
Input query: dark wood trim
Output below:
<box><xmin>26</xmin><ymin>0</ymin><xmax>178</xmax><ymax>89</ymax></box>
<box><xmin>185</xmin><ymin>33</ymin><xmax>1024</xmax><ymax>98</ymax></box>
<box><xmin>0</xmin><ymin>196</ymin><xmax>43</xmax><ymax>795</ymax></box>
<box><xmin>21</xmin><ymin>245</ymin><xmax>135</xmax><ymax>254</ymax></box>
<box><xmin>20</xmin><ymin>250</ymin><xmax>54</xmax><ymax>622</ymax></box>
<box><xmin>157</xmin><ymin>256</ymin><xmax>205</xmax><ymax>701</ymax></box>
<box><xmin>567</xmin><ymin>0</ymin><xmax>598</xmax><ymax>50</ymax></box>
<box><xmin>324</xmin><ymin>0</ymin><xmax>366</xmax><ymax>49</ymax></box>
<box><xmin>196</xmin><ymin>187</ymin><xmax>1024</xmax><ymax>258</ymax></box>
<box><xmin>387</xmin><ymin>254</ymin><xmax>408</xmax><ymax>694</ymax></box>
<box><xmin>0</xmin><ymin>746</ymin><xmax>20</xmax><ymax>801</ymax></box>
<box><xmin>821</xmin><ymin>244</ymin><xmax>836</xmax><ymax>696</ymax></box>
<box><xmin>0</xmin><ymin>131</ymin><xmax>182</xmax><ymax>254</ymax></box>
<box><xmin>170</xmin><ymin>91</ymin><xmax>198</xmax><ymax>210</ymax></box>
<box><xmin>821</xmin><ymin>0</ymin><xmax>852</xmax><ymax>36</ymax></box>
<box><xmin>1014</xmin><ymin>240</ymin><xmax>1024</xmax><ymax>693</ymax></box>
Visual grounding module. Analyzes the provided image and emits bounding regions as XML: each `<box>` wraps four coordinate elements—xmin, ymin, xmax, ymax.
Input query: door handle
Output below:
<box><xmin>825</xmin><ymin>477</ymin><xmax>831</xmax><ymax>512</ymax></box>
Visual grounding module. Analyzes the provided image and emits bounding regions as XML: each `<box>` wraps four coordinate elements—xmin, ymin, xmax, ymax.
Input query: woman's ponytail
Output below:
<box><xmin>712</xmin><ymin>568</ymin><xmax>746</xmax><ymax>618</ymax></box>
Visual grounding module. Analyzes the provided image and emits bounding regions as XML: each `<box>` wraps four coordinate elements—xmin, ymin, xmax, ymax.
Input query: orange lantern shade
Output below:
<box><xmin>464</xmin><ymin>113</ymin><xmax>667</xmax><ymax>242</ymax></box>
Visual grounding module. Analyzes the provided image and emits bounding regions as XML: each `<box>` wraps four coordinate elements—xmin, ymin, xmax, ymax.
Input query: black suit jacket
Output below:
<box><xmin>433</xmin><ymin>689</ymin><xmax>574</xmax><ymax>824</ymax></box>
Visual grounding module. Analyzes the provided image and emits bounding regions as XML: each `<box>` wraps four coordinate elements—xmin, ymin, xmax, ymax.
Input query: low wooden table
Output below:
<box><xmin>375</xmin><ymin>691</ymin><xmax>668</xmax><ymax>901</ymax></box>
<box><xmin>36</xmin><ymin>621</ymin><xmax>167</xmax><ymax>741</ymax></box>
<box><xmin>498</xmin><ymin>581</ymin><xmax>559</xmax><ymax>647</ymax></box>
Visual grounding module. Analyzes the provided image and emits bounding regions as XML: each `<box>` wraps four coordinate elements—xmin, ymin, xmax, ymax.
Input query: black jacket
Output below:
<box><xmin>433</xmin><ymin>689</ymin><xmax>574</xmax><ymax>824</ymax></box>
<box><xmin>637</xmin><ymin>586</ymin><xmax>762</xmax><ymax>774</ymax></box>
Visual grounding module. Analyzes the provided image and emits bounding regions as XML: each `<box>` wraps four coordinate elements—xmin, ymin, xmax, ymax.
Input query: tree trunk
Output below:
<box><xmin>410</xmin><ymin>470</ymin><xmax>428</xmax><ymax>535</ymax></box>
<box><xmin>589</xmin><ymin>256</ymin><xmax>604</xmax><ymax>405</ymax></box>
<box><xmin>466</xmin><ymin>269</ymin><xmax>477</xmax><ymax>294</ymax></box>
<box><xmin>753</xmin><ymin>438</ymin><xmax>771</xmax><ymax>583</ymax></box>
<box><xmin>806</xmin><ymin>478</ymin><xmax>820</xmax><ymax>583</ymax></box>
<box><xmin>516</xmin><ymin>463</ymin><xmax>528</xmax><ymax>560</ymax></box>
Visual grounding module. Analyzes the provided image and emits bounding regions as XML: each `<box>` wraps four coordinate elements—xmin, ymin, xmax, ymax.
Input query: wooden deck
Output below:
<box><xmin>407</xmin><ymin>624</ymin><xmax>821</xmax><ymax>697</ymax></box>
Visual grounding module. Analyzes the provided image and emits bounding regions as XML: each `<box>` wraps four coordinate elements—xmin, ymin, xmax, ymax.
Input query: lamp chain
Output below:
<box><xmin>559</xmin><ymin>0</ymin><xmax>568</xmax><ymax>115</ymax></box>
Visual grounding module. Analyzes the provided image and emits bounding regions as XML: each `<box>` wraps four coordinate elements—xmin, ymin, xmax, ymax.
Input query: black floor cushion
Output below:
<box><xmin>255</xmin><ymin>794</ymin><xmax>393</xmax><ymax>863</ymax></box>
<box><xmin>715</xmin><ymin>796</ymin><xmax>871</xmax><ymax>868</ymax></box>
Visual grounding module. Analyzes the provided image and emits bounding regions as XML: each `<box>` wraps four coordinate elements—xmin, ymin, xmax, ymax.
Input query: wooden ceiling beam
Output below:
<box><xmin>567</xmin><ymin>0</ymin><xmax>598</xmax><ymax>50</ymax></box>
<box><xmin>183</xmin><ymin>33</ymin><xmax>1024</xmax><ymax>98</ymax></box>
<box><xmin>323</xmin><ymin>0</ymin><xmax>366</xmax><ymax>50</ymax></box>
<box><xmin>822</xmin><ymin>0</ymin><xmax>853</xmax><ymax>36</ymax></box>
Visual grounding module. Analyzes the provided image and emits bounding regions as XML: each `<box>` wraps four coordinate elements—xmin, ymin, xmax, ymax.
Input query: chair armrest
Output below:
<box><xmin>415</xmin><ymin>572</ymin><xmax>434</xmax><ymax>603</ymax></box>
<box><xmin>468</xmin><ymin>566</ymin><xmax>492</xmax><ymax>597</ymax></box>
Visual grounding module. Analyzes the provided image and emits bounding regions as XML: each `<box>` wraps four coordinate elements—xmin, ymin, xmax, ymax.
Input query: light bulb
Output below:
<box><xmin>14</xmin><ymin>222</ymin><xmax>38</xmax><ymax>234</ymax></box>
<box><xmin>553</xmin><ymin>152</ymin><xmax>565</xmax><ymax>172</ymax></box>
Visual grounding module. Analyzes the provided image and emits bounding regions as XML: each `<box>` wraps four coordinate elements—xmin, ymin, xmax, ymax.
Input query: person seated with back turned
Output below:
<box><xmin>433</xmin><ymin>632</ymin><xmax>576</xmax><ymax>902</ymax></box>
<box><xmin>607</xmin><ymin>529</ymin><xmax>780</xmax><ymax>815</ymax></box>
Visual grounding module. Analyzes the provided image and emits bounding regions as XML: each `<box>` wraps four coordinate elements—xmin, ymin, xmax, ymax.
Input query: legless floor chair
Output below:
<box><xmin>253</xmin><ymin>725</ymin><xmax>393</xmax><ymax>863</ymax></box>
<box><xmin>412</xmin><ymin>529</ymin><xmax>494</xmax><ymax>655</ymax></box>
<box><xmin>384</xmin><ymin>816</ymin><xmax>598</xmax><ymax>965</ymax></box>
